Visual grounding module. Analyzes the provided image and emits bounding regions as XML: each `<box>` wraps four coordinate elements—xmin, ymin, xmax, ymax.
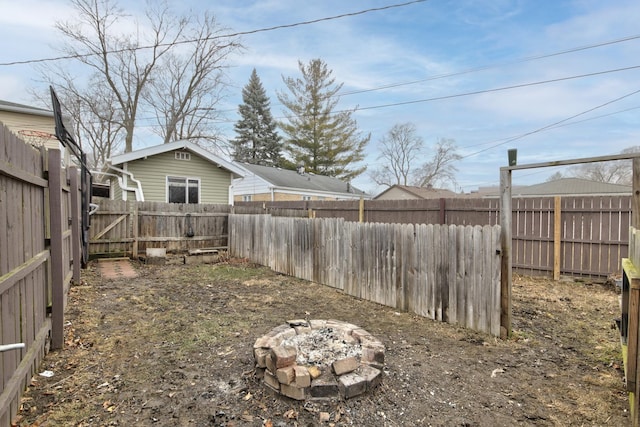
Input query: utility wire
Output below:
<box><xmin>342</xmin><ymin>64</ymin><xmax>640</xmax><ymax>112</ymax></box>
<box><xmin>460</xmin><ymin>87</ymin><xmax>640</xmax><ymax>159</ymax></box>
<box><xmin>338</xmin><ymin>33</ymin><xmax>640</xmax><ymax>97</ymax></box>
<box><xmin>350</xmin><ymin>104</ymin><xmax>640</xmax><ymax>170</ymax></box>
<box><xmin>197</xmin><ymin>32</ymin><xmax>640</xmax><ymax>115</ymax></box>
<box><xmin>17</xmin><ymin>0</ymin><xmax>635</xmax><ymax>162</ymax></box>
<box><xmin>7</xmin><ymin>0</ymin><xmax>638</xmax><ymax>125</ymax></box>
<box><xmin>459</xmin><ymin>105</ymin><xmax>640</xmax><ymax>150</ymax></box>
<box><xmin>129</xmin><ymin>65</ymin><xmax>640</xmax><ymax>125</ymax></box>
<box><xmin>362</xmin><ymin>104</ymin><xmax>640</xmax><ymax>162</ymax></box>
<box><xmin>0</xmin><ymin>0</ymin><xmax>427</xmax><ymax>67</ymax></box>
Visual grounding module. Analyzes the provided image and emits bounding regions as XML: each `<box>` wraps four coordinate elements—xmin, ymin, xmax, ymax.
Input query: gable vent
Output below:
<box><xmin>175</xmin><ymin>151</ymin><xmax>191</xmax><ymax>161</ymax></box>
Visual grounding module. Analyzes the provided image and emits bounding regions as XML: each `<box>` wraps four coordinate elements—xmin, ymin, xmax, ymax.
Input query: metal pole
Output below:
<box><xmin>0</xmin><ymin>343</ymin><xmax>25</xmax><ymax>352</ymax></box>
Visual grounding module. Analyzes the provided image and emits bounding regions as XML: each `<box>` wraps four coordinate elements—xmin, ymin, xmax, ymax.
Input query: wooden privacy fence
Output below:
<box><xmin>89</xmin><ymin>200</ymin><xmax>231</xmax><ymax>257</ymax></box>
<box><xmin>0</xmin><ymin>125</ymin><xmax>80</xmax><ymax>426</ymax></box>
<box><xmin>229</xmin><ymin>214</ymin><xmax>502</xmax><ymax>336</ymax></box>
<box><xmin>511</xmin><ymin>196</ymin><xmax>629</xmax><ymax>279</ymax></box>
<box><xmin>620</xmin><ymin>226</ymin><xmax>640</xmax><ymax>426</ymax></box>
<box><xmin>236</xmin><ymin>196</ymin><xmax>630</xmax><ymax>279</ymax></box>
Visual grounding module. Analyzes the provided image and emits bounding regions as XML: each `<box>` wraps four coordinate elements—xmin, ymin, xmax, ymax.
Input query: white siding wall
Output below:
<box><xmin>232</xmin><ymin>173</ymin><xmax>272</xmax><ymax>197</ymax></box>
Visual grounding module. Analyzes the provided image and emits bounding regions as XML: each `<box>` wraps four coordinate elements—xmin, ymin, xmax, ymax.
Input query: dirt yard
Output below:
<box><xmin>15</xmin><ymin>256</ymin><xmax>628</xmax><ymax>426</ymax></box>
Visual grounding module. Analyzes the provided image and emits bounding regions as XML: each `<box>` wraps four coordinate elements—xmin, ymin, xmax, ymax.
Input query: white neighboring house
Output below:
<box><xmin>231</xmin><ymin>163</ymin><xmax>369</xmax><ymax>202</ymax></box>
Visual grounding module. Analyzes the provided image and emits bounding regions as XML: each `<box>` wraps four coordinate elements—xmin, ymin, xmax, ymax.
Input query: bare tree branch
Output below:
<box><xmin>144</xmin><ymin>12</ymin><xmax>242</xmax><ymax>152</ymax></box>
<box><xmin>370</xmin><ymin>122</ymin><xmax>424</xmax><ymax>187</ymax></box>
<box><xmin>47</xmin><ymin>0</ymin><xmax>240</xmax><ymax>156</ymax></box>
<box><xmin>370</xmin><ymin>124</ymin><xmax>461</xmax><ymax>190</ymax></box>
<box><xmin>566</xmin><ymin>145</ymin><xmax>640</xmax><ymax>185</ymax></box>
<box><xmin>415</xmin><ymin>138</ymin><xmax>461</xmax><ymax>188</ymax></box>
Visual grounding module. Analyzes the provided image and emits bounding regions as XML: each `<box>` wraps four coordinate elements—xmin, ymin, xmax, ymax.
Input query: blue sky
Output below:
<box><xmin>1</xmin><ymin>0</ymin><xmax>639</xmax><ymax>195</ymax></box>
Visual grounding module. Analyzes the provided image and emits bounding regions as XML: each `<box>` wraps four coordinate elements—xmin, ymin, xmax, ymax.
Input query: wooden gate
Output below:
<box><xmin>89</xmin><ymin>200</ymin><xmax>231</xmax><ymax>257</ymax></box>
<box><xmin>89</xmin><ymin>200</ymin><xmax>133</xmax><ymax>257</ymax></box>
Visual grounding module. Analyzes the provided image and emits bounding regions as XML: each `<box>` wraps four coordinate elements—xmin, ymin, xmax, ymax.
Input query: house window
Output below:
<box><xmin>167</xmin><ymin>177</ymin><xmax>199</xmax><ymax>204</ymax></box>
<box><xmin>175</xmin><ymin>151</ymin><xmax>191</xmax><ymax>161</ymax></box>
<box><xmin>242</xmin><ymin>195</ymin><xmax>252</xmax><ymax>202</ymax></box>
<box><xmin>302</xmin><ymin>195</ymin><xmax>312</xmax><ymax>201</ymax></box>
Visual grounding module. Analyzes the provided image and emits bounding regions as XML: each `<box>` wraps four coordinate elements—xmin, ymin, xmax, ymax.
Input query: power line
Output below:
<box><xmin>0</xmin><ymin>0</ymin><xmax>427</xmax><ymax>67</ymax></box>
<box><xmin>126</xmin><ymin>65</ymin><xmax>640</xmax><ymax>126</ymax></box>
<box><xmin>342</xmin><ymin>64</ymin><xmax>640</xmax><ymax>112</ymax></box>
<box><xmin>12</xmin><ymin>0</ymin><xmax>638</xmax><ymax>128</ymax></box>
<box><xmin>460</xmin><ymin>87</ymin><xmax>640</xmax><ymax>159</ymax></box>
<box><xmin>338</xmin><ymin>33</ymin><xmax>640</xmax><ymax>97</ymax></box>
<box><xmin>206</xmin><ymin>32</ymin><xmax>640</xmax><ymax>116</ymax></box>
<box><xmin>361</xmin><ymin>103</ymin><xmax>640</xmax><ymax>168</ymax></box>
<box><xmin>459</xmin><ymin>105</ymin><xmax>640</xmax><ymax>150</ymax></box>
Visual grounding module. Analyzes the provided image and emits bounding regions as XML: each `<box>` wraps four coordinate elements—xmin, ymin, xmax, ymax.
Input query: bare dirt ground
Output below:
<box><xmin>15</xmin><ymin>257</ymin><xmax>628</xmax><ymax>426</ymax></box>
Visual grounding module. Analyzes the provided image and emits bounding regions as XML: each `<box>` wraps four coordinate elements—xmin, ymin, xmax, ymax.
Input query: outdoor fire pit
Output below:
<box><xmin>253</xmin><ymin>320</ymin><xmax>385</xmax><ymax>400</ymax></box>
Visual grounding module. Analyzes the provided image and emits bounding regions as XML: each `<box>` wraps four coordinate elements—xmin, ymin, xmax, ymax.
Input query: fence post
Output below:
<box><xmin>633</xmin><ymin>158</ymin><xmax>640</xmax><ymax>232</ymax></box>
<box><xmin>632</xmin><ymin>157</ymin><xmax>640</xmax><ymax>427</ymax></box>
<box><xmin>439</xmin><ymin>198</ymin><xmax>446</xmax><ymax>225</ymax></box>
<box><xmin>48</xmin><ymin>149</ymin><xmax>65</xmax><ymax>350</ymax></box>
<box><xmin>553</xmin><ymin>196</ymin><xmax>562</xmax><ymax>281</ymax></box>
<box><xmin>499</xmin><ymin>167</ymin><xmax>512</xmax><ymax>339</ymax></box>
<box><xmin>131</xmin><ymin>202</ymin><xmax>139</xmax><ymax>259</ymax></box>
<box><xmin>359</xmin><ymin>197</ymin><xmax>364</xmax><ymax>223</ymax></box>
<box><xmin>69</xmin><ymin>166</ymin><xmax>81</xmax><ymax>284</ymax></box>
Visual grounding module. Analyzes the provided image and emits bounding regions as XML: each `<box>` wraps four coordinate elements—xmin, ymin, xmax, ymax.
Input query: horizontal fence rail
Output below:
<box><xmin>229</xmin><ymin>214</ymin><xmax>502</xmax><ymax>336</ymax></box>
<box><xmin>89</xmin><ymin>200</ymin><xmax>232</xmax><ymax>257</ymax></box>
<box><xmin>0</xmin><ymin>124</ymin><xmax>79</xmax><ymax>426</ymax></box>
<box><xmin>236</xmin><ymin>196</ymin><xmax>630</xmax><ymax>279</ymax></box>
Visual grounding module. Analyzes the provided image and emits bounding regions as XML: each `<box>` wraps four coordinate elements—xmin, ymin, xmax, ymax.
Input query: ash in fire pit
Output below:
<box><xmin>253</xmin><ymin>320</ymin><xmax>385</xmax><ymax>401</ymax></box>
<box><xmin>282</xmin><ymin>327</ymin><xmax>362</xmax><ymax>367</ymax></box>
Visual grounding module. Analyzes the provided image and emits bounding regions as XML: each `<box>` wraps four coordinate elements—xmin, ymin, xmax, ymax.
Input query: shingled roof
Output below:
<box><xmin>0</xmin><ymin>99</ymin><xmax>52</xmax><ymax>116</ymax></box>
<box><xmin>237</xmin><ymin>163</ymin><xmax>366</xmax><ymax>196</ymax></box>
<box><xmin>512</xmin><ymin>178</ymin><xmax>631</xmax><ymax>196</ymax></box>
<box><xmin>374</xmin><ymin>184</ymin><xmax>457</xmax><ymax>199</ymax></box>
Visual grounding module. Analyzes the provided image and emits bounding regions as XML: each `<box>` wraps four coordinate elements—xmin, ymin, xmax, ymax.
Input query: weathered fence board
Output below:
<box><xmin>621</xmin><ymin>229</ymin><xmax>640</xmax><ymax>425</ymax></box>
<box><xmin>0</xmin><ymin>124</ymin><xmax>79</xmax><ymax>426</ymax></box>
<box><xmin>229</xmin><ymin>214</ymin><xmax>502</xmax><ymax>336</ymax></box>
<box><xmin>236</xmin><ymin>196</ymin><xmax>630</xmax><ymax>278</ymax></box>
<box><xmin>89</xmin><ymin>200</ymin><xmax>231</xmax><ymax>256</ymax></box>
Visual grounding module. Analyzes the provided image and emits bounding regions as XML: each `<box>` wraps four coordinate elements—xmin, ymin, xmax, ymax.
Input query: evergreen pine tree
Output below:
<box><xmin>231</xmin><ymin>69</ymin><xmax>282</xmax><ymax>166</ymax></box>
<box><xmin>277</xmin><ymin>59</ymin><xmax>369</xmax><ymax>180</ymax></box>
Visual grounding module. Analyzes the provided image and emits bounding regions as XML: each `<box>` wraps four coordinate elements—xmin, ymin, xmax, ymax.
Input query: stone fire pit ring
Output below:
<box><xmin>253</xmin><ymin>319</ymin><xmax>385</xmax><ymax>400</ymax></box>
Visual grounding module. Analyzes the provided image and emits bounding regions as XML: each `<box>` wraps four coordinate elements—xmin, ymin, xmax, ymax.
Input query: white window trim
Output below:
<box><xmin>166</xmin><ymin>176</ymin><xmax>201</xmax><ymax>203</ymax></box>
